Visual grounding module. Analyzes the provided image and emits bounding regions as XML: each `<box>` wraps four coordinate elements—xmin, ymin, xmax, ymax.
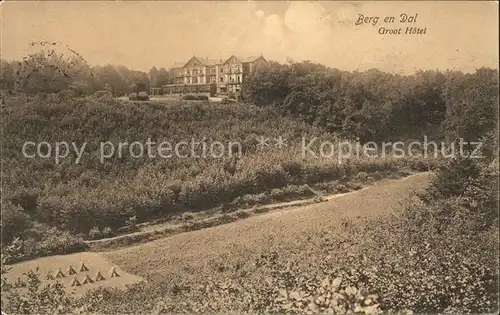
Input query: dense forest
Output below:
<box><xmin>242</xmin><ymin>61</ymin><xmax>498</xmax><ymax>144</ymax></box>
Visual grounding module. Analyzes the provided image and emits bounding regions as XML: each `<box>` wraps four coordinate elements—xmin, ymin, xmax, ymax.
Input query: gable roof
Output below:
<box><xmin>171</xmin><ymin>55</ymin><xmax>266</xmax><ymax>69</ymax></box>
<box><xmin>171</xmin><ymin>61</ymin><xmax>186</xmax><ymax>69</ymax></box>
<box><xmin>197</xmin><ymin>57</ymin><xmax>220</xmax><ymax>66</ymax></box>
<box><xmin>237</xmin><ymin>56</ymin><xmax>261</xmax><ymax>63</ymax></box>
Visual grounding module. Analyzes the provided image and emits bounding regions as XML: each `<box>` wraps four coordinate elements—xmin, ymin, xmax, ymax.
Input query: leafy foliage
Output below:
<box><xmin>242</xmin><ymin>63</ymin><xmax>497</xmax><ymax>143</ymax></box>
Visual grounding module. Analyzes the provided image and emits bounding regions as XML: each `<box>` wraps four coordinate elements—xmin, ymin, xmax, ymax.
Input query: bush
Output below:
<box><xmin>57</xmin><ymin>89</ymin><xmax>77</xmax><ymax>99</ymax></box>
<box><xmin>102</xmin><ymin>226</ymin><xmax>114</xmax><ymax>238</ymax></box>
<box><xmin>354</xmin><ymin>171</ymin><xmax>368</xmax><ymax>181</ymax></box>
<box><xmin>126</xmin><ymin>215</ymin><xmax>138</xmax><ymax>226</ymax></box>
<box><xmin>137</xmin><ymin>91</ymin><xmax>149</xmax><ymax>101</ymax></box>
<box><xmin>31</xmin><ymin>229</ymin><xmax>87</xmax><ymax>258</ymax></box>
<box><xmin>1</xmin><ymin>201</ymin><xmax>32</xmax><ymax>246</ymax></box>
<box><xmin>88</xmin><ymin>226</ymin><xmax>101</xmax><ymax>240</ymax></box>
<box><xmin>129</xmin><ymin>92</ymin><xmax>137</xmax><ymax>100</ymax></box>
<box><xmin>182</xmin><ymin>94</ymin><xmax>208</xmax><ymax>101</ymax></box>
<box><xmin>3</xmin><ymin>225</ymin><xmax>87</xmax><ymax>263</ymax></box>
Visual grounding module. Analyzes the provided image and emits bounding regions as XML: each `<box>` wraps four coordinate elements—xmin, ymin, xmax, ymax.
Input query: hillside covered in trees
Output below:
<box><xmin>241</xmin><ymin>61</ymin><xmax>498</xmax><ymax>144</ymax></box>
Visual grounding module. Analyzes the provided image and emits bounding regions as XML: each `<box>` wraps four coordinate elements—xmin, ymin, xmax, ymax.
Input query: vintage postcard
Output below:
<box><xmin>1</xmin><ymin>1</ymin><xmax>498</xmax><ymax>314</ymax></box>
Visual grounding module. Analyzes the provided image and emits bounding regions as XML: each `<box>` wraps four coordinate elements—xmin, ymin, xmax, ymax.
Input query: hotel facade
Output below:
<box><xmin>155</xmin><ymin>55</ymin><xmax>268</xmax><ymax>96</ymax></box>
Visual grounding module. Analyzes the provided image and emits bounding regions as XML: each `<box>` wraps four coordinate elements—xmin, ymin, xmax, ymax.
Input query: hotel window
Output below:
<box><xmin>220</xmin><ymin>77</ymin><xmax>224</xmax><ymax>82</ymax></box>
<box><xmin>220</xmin><ymin>67</ymin><xmax>224</xmax><ymax>72</ymax></box>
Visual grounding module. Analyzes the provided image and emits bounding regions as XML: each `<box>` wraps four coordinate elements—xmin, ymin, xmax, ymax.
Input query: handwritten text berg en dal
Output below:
<box><xmin>355</xmin><ymin>13</ymin><xmax>427</xmax><ymax>35</ymax></box>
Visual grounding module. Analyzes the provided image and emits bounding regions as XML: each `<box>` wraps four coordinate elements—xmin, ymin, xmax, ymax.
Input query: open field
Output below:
<box><xmin>4</xmin><ymin>252</ymin><xmax>144</xmax><ymax>297</ymax></box>
<box><xmin>103</xmin><ymin>172</ymin><xmax>430</xmax><ymax>282</ymax></box>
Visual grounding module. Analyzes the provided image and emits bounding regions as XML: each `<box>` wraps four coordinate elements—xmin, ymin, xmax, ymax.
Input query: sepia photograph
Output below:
<box><xmin>1</xmin><ymin>1</ymin><xmax>499</xmax><ymax>314</ymax></box>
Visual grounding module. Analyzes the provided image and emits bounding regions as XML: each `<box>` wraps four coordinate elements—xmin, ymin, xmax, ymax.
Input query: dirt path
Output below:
<box><xmin>103</xmin><ymin>172</ymin><xmax>431</xmax><ymax>280</ymax></box>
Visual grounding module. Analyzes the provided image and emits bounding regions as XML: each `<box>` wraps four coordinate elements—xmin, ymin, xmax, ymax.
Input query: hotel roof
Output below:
<box><xmin>171</xmin><ymin>55</ymin><xmax>264</xmax><ymax>69</ymax></box>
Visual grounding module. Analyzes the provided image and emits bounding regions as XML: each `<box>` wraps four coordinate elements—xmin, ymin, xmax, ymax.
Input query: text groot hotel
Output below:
<box><xmin>157</xmin><ymin>55</ymin><xmax>268</xmax><ymax>96</ymax></box>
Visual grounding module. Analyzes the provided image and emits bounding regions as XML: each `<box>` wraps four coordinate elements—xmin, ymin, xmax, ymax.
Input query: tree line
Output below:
<box><xmin>1</xmin><ymin>42</ymin><xmax>174</xmax><ymax>97</ymax></box>
<box><xmin>241</xmin><ymin>61</ymin><xmax>498</xmax><ymax>144</ymax></box>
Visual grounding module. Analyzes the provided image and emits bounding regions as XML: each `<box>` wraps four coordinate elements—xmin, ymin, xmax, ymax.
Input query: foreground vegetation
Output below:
<box><xmin>1</xmin><ymin>47</ymin><xmax>498</xmax><ymax>313</ymax></box>
<box><xmin>2</xmin><ymin>156</ymin><xmax>498</xmax><ymax>314</ymax></box>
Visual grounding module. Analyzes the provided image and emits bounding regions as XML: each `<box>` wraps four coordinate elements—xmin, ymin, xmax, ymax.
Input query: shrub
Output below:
<box><xmin>88</xmin><ymin>226</ymin><xmax>101</xmax><ymax>240</ymax></box>
<box><xmin>126</xmin><ymin>216</ymin><xmax>138</xmax><ymax>226</ymax></box>
<box><xmin>269</xmin><ymin>185</ymin><xmax>314</xmax><ymax>201</ymax></box>
<box><xmin>129</xmin><ymin>92</ymin><xmax>137</xmax><ymax>100</ymax></box>
<box><xmin>239</xmin><ymin>193</ymin><xmax>271</xmax><ymax>206</ymax></box>
<box><xmin>354</xmin><ymin>171</ymin><xmax>368</xmax><ymax>181</ymax></box>
<box><xmin>137</xmin><ymin>91</ymin><xmax>149</xmax><ymax>101</ymax></box>
<box><xmin>102</xmin><ymin>226</ymin><xmax>114</xmax><ymax>238</ymax></box>
<box><xmin>1</xmin><ymin>201</ymin><xmax>32</xmax><ymax>246</ymax></box>
<box><xmin>335</xmin><ymin>184</ymin><xmax>348</xmax><ymax>193</ymax></box>
<box><xmin>31</xmin><ymin>228</ymin><xmax>87</xmax><ymax>258</ymax></box>
<box><xmin>1</xmin><ymin>241</ymin><xmax>77</xmax><ymax>314</ymax></box>
<box><xmin>281</xmin><ymin>161</ymin><xmax>303</xmax><ymax>180</ymax></box>
<box><xmin>57</xmin><ymin>89</ymin><xmax>77</xmax><ymax>99</ymax></box>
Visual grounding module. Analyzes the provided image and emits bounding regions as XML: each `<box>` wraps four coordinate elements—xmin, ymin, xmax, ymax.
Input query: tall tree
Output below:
<box><xmin>15</xmin><ymin>42</ymin><xmax>92</xmax><ymax>94</ymax></box>
<box><xmin>1</xmin><ymin>60</ymin><xmax>15</xmax><ymax>91</ymax></box>
<box><xmin>157</xmin><ymin>67</ymin><xmax>170</xmax><ymax>86</ymax></box>
<box><xmin>149</xmin><ymin>66</ymin><xmax>159</xmax><ymax>87</ymax></box>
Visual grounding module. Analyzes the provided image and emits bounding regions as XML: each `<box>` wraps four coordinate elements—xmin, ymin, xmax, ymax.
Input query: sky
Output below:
<box><xmin>1</xmin><ymin>1</ymin><xmax>498</xmax><ymax>74</ymax></box>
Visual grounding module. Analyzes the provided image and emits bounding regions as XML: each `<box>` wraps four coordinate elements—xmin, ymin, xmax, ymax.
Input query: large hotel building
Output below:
<box><xmin>154</xmin><ymin>55</ymin><xmax>268</xmax><ymax>96</ymax></box>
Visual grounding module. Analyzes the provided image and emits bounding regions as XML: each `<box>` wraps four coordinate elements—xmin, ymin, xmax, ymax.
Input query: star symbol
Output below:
<box><xmin>255</xmin><ymin>136</ymin><xmax>270</xmax><ymax>149</ymax></box>
<box><xmin>274</xmin><ymin>136</ymin><xmax>287</xmax><ymax>149</ymax></box>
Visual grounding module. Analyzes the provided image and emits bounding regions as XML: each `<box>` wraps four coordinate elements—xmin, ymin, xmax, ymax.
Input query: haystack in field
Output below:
<box><xmin>55</xmin><ymin>268</ymin><xmax>65</xmax><ymax>278</ymax></box>
<box><xmin>109</xmin><ymin>266</ymin><xmax>120</xmax><ymax>278</ymax></box>
<box><xmin>67</xmin><ymin>265</ymin><xmax>77</xmax><ymax>275</ymax></box>
<box><xmin>79</xmin><ymin>262</ymin><xmax>89</xmax><ymax>272</ymax></box>
<box><xmin>70</xmin><ymin>276</ymin><xmax>81</xmax><ymax>287</ymax></box>
<box><xmin>82</xmin><ymin>274</ymin><xmax>94</xmax><ymax>284</ymax></box>
<box><xmin>45</xmin><ymin>270</ymin><xmax>54</xmax><ymax>280</ymax></box>
<box><xmin>95</xmin><ymin>270</ymin><xmax>105</xmax><ymax>281</ymax></box>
